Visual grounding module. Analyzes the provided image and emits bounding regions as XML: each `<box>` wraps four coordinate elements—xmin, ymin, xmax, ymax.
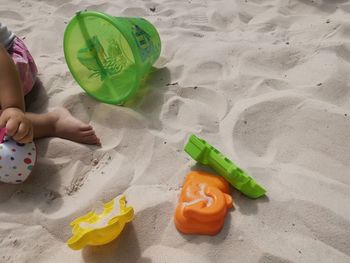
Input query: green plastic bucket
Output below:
<box><xmin>63</xmin><ymin>11</ymin><xmax>161</xmax><ymax>105</ymax></box>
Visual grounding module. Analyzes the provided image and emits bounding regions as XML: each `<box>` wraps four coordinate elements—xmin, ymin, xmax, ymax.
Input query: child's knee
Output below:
<box><xmin>0</xmin><ymin>136</ymin><xmax>36</xmax><ymax>184</ymax></box>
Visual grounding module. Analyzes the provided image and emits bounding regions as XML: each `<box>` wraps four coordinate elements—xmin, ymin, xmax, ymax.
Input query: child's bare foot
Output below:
<box><xmin>51</xmin><ymin>108</ymin><xmax>101</xmax><ymax>145</ymax></box>
<box><xmin>26</xmin><ymin>108</ymin><xmax>101</xmax><ymax>145</ymax></box>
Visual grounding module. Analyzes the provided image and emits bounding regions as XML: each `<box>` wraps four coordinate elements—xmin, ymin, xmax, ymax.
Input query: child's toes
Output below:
<box><xmin>82</xmin><ymin>130</ymin><xmax>96</xmax><ymax>137</ymax></box>
<box><xmin>81</xmin><ymin>134</ymin><xmax>100</xmax><ymax>145</ymax></box>
<box><xmin>79</xmin><ymin>124</ymin><xmax>93</xmax><ymax>131</ymax></box>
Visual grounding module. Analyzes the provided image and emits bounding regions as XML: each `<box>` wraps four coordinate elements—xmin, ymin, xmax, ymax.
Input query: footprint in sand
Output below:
<box><xmin>161</xmin><ymin>86</ymin><xmax>227</xmax><ymax>134</ymax></box>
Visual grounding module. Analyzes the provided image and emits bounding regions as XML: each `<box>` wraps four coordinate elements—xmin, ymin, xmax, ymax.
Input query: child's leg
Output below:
<box><xmin>26</xmin><ymin>108</ymin><xmax>100</xmax><ymax>145</ymax></box>
<box><xmin>9</xmin><ymin>38</ymin><xmax>100</xmax><ymax>145</ymax></box>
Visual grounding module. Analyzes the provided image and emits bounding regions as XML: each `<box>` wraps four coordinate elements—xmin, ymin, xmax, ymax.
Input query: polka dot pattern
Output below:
<box><xmin>0</xmin><ymin>136</ymin><xmax>36</xmax><ymax>184</ymax></box>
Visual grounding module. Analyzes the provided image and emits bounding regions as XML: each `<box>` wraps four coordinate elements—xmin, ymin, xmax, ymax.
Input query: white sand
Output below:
<box><xmin>1</xmin><ymin>0</ymin><xmax>350</xmax><ymax>262</ymax></box>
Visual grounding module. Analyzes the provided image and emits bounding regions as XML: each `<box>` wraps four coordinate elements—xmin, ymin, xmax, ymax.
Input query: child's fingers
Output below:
<box><xmin>0</xmin><ymin>112</ymin><xmax>8</xmax><ymax>128</ymax></box>
<box><xmin>5</xmin><ymin>118</ymin><xmax>20</xmax><ymax>136</ymax></box>
<box><xmin>12</xmin><ymin>122</ymin><xmax>31</xmax><ymax>141</ymax></box>
<box><xmin>17</xmin><ymin>129</ymin><xmax>33</xmax><ymax>144</ymax></box>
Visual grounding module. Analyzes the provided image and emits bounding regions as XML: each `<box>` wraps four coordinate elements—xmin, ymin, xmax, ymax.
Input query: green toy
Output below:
<box><xmin>64</xmin><ymin>11</ymin><xmax>161</xmax><ymax>105</ymax></box>
<box><xmin>184</xmin><ymin>134</ymin><xmax>266</xmax><ymax>199</ymax></box>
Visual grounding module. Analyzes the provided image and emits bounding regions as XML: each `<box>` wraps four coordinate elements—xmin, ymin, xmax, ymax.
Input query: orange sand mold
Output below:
<box><xmin>174</xmin><ymin>171</ymin><xmax>233</xmax><ymax>235</ymax></box>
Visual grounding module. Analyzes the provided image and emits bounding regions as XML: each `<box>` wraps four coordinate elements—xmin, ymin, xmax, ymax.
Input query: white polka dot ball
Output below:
<box><xmin>0</xmin><ymin>136</ymin><xmax>37</xmax><ymax>184</ymax></box>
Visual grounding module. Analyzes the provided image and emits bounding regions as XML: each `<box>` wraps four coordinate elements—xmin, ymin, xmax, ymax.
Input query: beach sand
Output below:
<box><xmin>0</xmin><ymin>0</ymin><xmax>350</xmax><ymax>262</ymax></box>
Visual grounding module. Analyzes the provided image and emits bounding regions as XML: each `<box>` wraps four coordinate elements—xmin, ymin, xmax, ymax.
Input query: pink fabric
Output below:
<box><xmin>8</xmin><ymin>37</ymin><xmax>37</xmax><ymax>96</ymax></box>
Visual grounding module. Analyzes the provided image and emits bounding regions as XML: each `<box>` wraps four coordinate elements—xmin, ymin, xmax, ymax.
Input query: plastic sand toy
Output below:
<box><xmin>0</xmin><ymin>128</ymin><xmax>37</xmax><ymax>184</ymax></box>
<box><xmin>64</xmin><ymin>10</ymin><xmax>161</xmax><ymax>105</ymax></box>
<box><xmin>67</xmin><ymin>195</ymin><xmax>134</xmax><ymax>250</ymax></box>
<box><xmin>184</xmin><ymin>134</ymin><xmax>266</xmax><ymax>199</ymax></box>
<box><xmin>175</xmin><ymin>171</ymin><xmax>233</xmax><ymax>235</ymax></box>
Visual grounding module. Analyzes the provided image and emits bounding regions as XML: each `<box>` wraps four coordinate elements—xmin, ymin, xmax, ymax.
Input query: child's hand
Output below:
<box><xmin>0</xmin><ymin>107</ymin><xmax>33</xmax><ymax>143</ymax></box>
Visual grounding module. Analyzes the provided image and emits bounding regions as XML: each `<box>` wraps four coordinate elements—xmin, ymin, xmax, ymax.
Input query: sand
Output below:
<box><xmin>1</xmin><ymin>0</ymin><xmax>350</xmax><ymax>262</ymax></box>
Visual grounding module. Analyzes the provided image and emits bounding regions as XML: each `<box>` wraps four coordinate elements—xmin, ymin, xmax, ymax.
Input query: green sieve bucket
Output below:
<box><xmin>63</xmin><ymin>11</ymin><xmax>161</xmax><ymax>105</ymax></box>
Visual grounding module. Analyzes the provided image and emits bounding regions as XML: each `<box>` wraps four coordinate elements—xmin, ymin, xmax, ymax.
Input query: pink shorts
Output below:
<box><xmin>8</xmin><ymin>37</ymin><xmax>38</xmax><ymax>96</ymax></box>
